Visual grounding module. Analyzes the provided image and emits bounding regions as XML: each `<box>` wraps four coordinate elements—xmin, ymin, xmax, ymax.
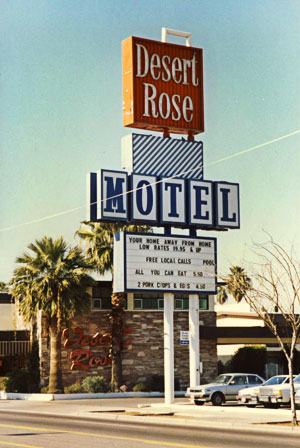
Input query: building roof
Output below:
<box><xmin>217</xmin><ymin>311</ymin><xmax>261</xmax><ymax>320</ymax></box>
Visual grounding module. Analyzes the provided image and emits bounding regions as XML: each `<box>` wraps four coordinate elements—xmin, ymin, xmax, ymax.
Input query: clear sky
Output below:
<box><xmin>1</xmin><ymin>0</ymin><xmax>299</xmax><ymax>283</ymax></box>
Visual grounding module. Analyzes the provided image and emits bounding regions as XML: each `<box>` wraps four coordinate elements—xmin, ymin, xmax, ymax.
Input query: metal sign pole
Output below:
<box><xmin>160</xmin><ymin>28</ymin><xmax>194</xmax><ymax>404</ymax></box>
<box><xmin>189</xmin><ymin>295</ymin><xmax>200</xmax><ymax>387</ymax></box>
<box><xmin>164</xmin><ymin>292</ymin><xmax>174</xmax><ymax>404</ymax></box>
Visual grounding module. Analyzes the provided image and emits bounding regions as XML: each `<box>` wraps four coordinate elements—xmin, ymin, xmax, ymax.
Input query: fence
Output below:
<box><xmin>0</xmin><ymin>341</ymin><xmax>32</xmax><ymax>356</ymax></box>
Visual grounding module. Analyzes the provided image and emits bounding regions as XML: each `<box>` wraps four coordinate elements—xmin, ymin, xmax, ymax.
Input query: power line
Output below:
<box><xmin>1</xmin><ymin>129</ymin><xmax>299</xmax><ymax>233</ymax></box>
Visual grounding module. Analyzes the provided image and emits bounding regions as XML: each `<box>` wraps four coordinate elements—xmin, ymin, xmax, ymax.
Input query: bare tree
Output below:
<box><xmin>220</xmin><ymin>238</ymin><xmax>300</xmax><ymax>426</ymax></box>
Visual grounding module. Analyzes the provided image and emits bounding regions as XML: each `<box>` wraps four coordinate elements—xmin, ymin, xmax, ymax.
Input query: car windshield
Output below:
<box><xmin>214</xmin><ymin>374</ymin><xmax>232</xmax><ymax>384</ymax></box>
<box><xmin>263</xmin><ymin>376</ymin><xmax>287</xmax><ymax>386</ymax></box>
<box><xmin>294</xmin><ymin>375</ymin><xmax>300</xmax><ymax>383</ymax></box>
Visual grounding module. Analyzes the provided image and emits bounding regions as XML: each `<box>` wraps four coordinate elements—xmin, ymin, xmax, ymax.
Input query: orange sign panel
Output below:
<box><xmin>122</xmin><ymin>36</ymin><xmax>204</xmax><ymax>135</ymax></box>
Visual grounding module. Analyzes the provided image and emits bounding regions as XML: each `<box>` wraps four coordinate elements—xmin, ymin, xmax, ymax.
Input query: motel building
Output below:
<box><xmin>1</xmin><ymin>288</ymin><xmax>297</xmax><ymax>390</ymax></box>
<box><xmin>0</xmin><ymin>287</ymin><xmax>216</xmax><ymax>389</ymax></box>
<box><xmin>38</xmin><ymin>279</ymin><xmax>218</xmax><ymax>390</ymax></box>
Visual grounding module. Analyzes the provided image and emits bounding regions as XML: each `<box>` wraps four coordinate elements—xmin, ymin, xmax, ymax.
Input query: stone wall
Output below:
<box><xmin>39</xmin><ymin>310</ymin><xmax>217</xmax><ymax>390</ymax></box>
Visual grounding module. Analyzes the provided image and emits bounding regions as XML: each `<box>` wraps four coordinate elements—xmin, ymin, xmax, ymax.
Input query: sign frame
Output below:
<box><xmin>129</xmin><ymin>172</ymin><xmax>159</xmax><ymax>224</ymax></box>
<box><xmin>97</xmin><ymin>169</ymin><xmax>129</xmax><ymax>222</ymax></box>
<box><xmin>113</xmin><ymin>231</ymin><xmax>217</xmax><ymax>294</ymax></box>
<box><xmin>160</xmin><ymin>177</ymin><xmax>187</xmax><ymax>226</ymax></box>
<box><xmin>214</xmin><ymin>181</ymin><xmax>240</xmax><ymax>229</ymax></box>
<box><xmin>122</xmin><ymin>36</ymin><xmax>204</xmax><ymax>135</ymax></box>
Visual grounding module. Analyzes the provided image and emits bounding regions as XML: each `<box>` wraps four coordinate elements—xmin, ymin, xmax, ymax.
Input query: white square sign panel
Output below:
<box><xmin>215</xmin><ymin>182</ymin><xmax>240</xmax><ymax>229</ymax></box>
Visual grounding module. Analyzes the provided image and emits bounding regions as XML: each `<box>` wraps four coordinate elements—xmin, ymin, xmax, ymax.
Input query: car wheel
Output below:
<box><xmin>212</xmin><ymin>392</ymin><xmax>224</xmax><ymax>406</ymax></box>
<box><xmin>263</xmin><ymin>403</ymin><xmax>280</xmax><ymax>409</ymax></box>
<box><xmin>194</xmin><ymin>400</ymin><xmax>204</xmax><ymax>406</ymax></box>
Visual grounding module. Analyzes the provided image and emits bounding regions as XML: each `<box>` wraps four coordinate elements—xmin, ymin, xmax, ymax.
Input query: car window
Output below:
<box><xmin>214</xmin><ymin>374</ymin><xmax>232</xmax><ymax>384</ymax></box>
<box><xmin>283</xmin><ymin>376</ymin><xmax>296</xmax><ymax>384</ymax></box>
<box><xmin>230</xmin><ymin>375</ymin><xmax>247</xmax><ymax>385</ymax></box>
<box><xmin>264</xmin><ymin>376</ymin><xmax>286</xmax><ymax>385</ymax></box>
<box><xmin>294</xmin><ymin>375</ymin><xmax>300</xmax><ymax>383</ymax></box>
<box><xmin>247</xmin><ymin>375</ymin><xmax>263</xmax><ymax>384</ymax></box>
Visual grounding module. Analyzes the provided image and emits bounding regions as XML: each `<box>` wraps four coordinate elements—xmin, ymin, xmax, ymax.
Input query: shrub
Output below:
<box><xmin>145</xmin><ymin>375</ymin><xmax>180</xmax><ymax>392</ymax></box>
<box><xmin>2</xmin><ymin>368</ymin><xmax>33</xmax><ymax>393</ymax></box>
<box><xmin>40</xmin><ymin>386</ymin><xmax>49</xmax><ymax>394</ymax></box>
<box><xmin>0</xmin><ymin>378</ymin><xmax>7</xmax><ymax>391</ymax></box>
<box><xmin>132</xmin><ymin>383</ymin><xmax>150</xmax><ymax>392</ymax></box>
<box><xmin>28</xmin><ymin>341</ymin><xmax>40</xmax><ymax>392</ymax></box>
<box><xmin>64</xmin><ymin>382</ymin><xmax>83</xmax><ymax>394</ymax></box>
<box><xmin>226</xmin><ymin>345</ymin><xmax>266</xmax><ymax>377</ymax></box>
<box><xmin>81</xmin><ymin>376</ymin><xmax>108</xmax><ymax>393</ymax></box>
<box><xmin>108</xmin><ymin>382</ymin><xmax>118</xmax><ymax>392</ymax></box>
<box><xmin>2</xmin><ymin>342</ymin><xmax>41</xmax><ymax>393</ymax></box>
<box><xmin>218</xmin><ymin>360</ymin><xmax>225</xmax><ymax>374</ymax></box>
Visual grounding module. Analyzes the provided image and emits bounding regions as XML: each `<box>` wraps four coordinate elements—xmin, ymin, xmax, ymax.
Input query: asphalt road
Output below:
<box><xmin>0</xmin><ymin>410</ymin><xmax>299</xmax><ymax>448</ymax></box>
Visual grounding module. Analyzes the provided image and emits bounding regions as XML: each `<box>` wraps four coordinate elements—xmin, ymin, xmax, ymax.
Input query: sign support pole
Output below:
<box><xmin>164</xmin><ymin>292</ymin><xmax>174</xmax><ymax>404</ymax></box>
<box><xmin>189</xmin><ymin>294</ymin><xmax>200</xmax><ymax>387</ymax></box>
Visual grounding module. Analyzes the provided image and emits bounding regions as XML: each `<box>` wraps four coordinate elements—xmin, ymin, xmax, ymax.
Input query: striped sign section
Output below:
<box><xmin>122</xmin><ymin>133</ymin><xmax>203</xmax><ymax>179</ymax></box>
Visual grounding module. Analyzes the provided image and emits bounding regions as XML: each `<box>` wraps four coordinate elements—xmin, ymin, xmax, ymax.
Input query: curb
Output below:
<box><xmin>0</xmin><ymin>391</ymin><xmax>185</xmax><ymax>401</ymax></box>
<box><xmin>0</xmin><ymin>392</ymin><xmax>54</xmax><ymax>401</ymax></box>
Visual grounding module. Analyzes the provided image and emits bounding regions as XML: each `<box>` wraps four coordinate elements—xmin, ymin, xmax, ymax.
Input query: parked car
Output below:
<box><xmin>255</xmin><ymin>374</ymin><xmax>300</xmax><ymax>408</ymax></box>
<box><xmin>294</xmin><ymin>388</ymin><xmax>300</xmax><ymax>407</ymax></box>
<box><xmin>186</xmin><ymin>373</ymin><xmax>265</xmax><ymax>406</ymax></box>
<box><xmin>237</xmin><ymin>375</ymin><xmax>291</xmax><ymax>407</ymax></box>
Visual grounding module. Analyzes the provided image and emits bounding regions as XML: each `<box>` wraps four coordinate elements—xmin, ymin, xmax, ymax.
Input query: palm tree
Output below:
<box><xmin>216</xmin><ymin>285</ymin><xmax>228</xmax><ymax>304</ymax></box>
<box><xmin>217</xmin><ymin>266</ymin><xmax>251</xmax><ymax>304</ymax></box>
<box><xmin>76</xmin><ymin>221</ymin><xmax>151</xmax><ymax>389</ymax></box>
<box><xmin>10</xmin><ymin>236</ymin><xmax>94</xmax><ymax>394</ymax></box>
<box><xmin>226</xmin><ymin>266</ymin><xmax>251</xmax><ymax>303</ymax></box>
<box><xmin>0</xmin><ymin>281</ymin><xmax>7</xmax><ymax>292</ymax></box>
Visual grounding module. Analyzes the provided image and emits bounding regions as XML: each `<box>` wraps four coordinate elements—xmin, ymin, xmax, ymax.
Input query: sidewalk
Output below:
<box><xmin>1</xmin><ymin>395</ymin><xmax>300</xmax><ymax>434</ymax></box>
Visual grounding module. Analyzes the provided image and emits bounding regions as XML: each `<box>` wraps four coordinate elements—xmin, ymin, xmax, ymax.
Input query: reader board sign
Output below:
<box><xmin>122</xmin><ymin>36</ymin><xmax>204</xmax><ymax>135</ymax></box>
<box><xmin>113</xmin><ymin>232</ymin><xmax>217</xmax><ymax>294</ymax></box>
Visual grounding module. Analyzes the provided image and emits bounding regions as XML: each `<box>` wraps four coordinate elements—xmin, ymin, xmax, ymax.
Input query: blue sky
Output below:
<box><xmin>1</xmin><ymin>0</ymin><xmax>299</xmax><ymax>282</ymax></box>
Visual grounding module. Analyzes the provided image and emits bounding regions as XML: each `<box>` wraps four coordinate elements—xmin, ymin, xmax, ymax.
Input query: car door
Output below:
<box><xmin>247</xmin><ymin>375</ymin><xmax>263</xmax><ymax>388</ymax></box>
<box><xmin>225</xmin><ymin>375</ymin><xmax>248</xmax><ymax>399</ymax></box>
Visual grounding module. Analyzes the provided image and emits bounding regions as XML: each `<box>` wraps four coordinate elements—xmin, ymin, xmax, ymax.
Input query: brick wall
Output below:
<box><xmin>39</xmin><ymin>310</ymin><xmax>217</xmax><ymax>390</ymax></box>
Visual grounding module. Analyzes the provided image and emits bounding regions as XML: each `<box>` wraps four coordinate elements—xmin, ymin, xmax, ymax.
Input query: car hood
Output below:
<box><xmin>271</xmin><ymin>384</ymin><xmax>292</xmax><ymax>390</ymax></box>
<box><xmin>238</xmin><ymin>386</ymin><xmax>256</xmax><ymax>396</ymax></box>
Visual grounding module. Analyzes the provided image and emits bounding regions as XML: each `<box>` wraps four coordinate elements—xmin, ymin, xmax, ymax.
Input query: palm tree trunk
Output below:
<box><xmin>109</xmin><ymin>292</ymin><xmax>124</xmax><ymax>390</ymax></box>
<box><xmin>48</xmin><ymin>316</ymin><xmax>64</xmax><ymax>394</ymax></box>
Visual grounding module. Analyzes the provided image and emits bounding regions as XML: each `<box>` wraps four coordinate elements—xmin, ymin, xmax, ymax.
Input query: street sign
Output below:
<box><xmin>180</xmin><ymin>331</ymin><xmax>189</xmax><ymax>345</ymax></box>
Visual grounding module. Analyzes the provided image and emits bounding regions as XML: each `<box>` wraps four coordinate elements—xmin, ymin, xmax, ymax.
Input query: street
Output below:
<box><xmin>0</xmin><ymin>409</ymin><xmax>299</xmax><ymax>448</ymax></box>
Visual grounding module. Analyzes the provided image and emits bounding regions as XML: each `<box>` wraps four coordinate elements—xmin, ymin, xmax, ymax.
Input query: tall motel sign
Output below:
<box><xmin>86</xmin><ymin>28</ymin><xmax>240</xmax><ymax>404</ymax></box>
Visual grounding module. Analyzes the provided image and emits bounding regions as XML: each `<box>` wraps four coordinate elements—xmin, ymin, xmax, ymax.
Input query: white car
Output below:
<box><xmin>294</xmin><ymin>388</ymin><xmax>300</xmax><ymax>406</ymax></box>
<box><xmin>256</xmin><ymin>374</ymin><xmax>300</xmax><ymax>408</ymax></box>
<box><xmin>186</xmin><ymin>373</ymin><xmax>264</xmax><ymax>406</ymax></box>
<box><xmin>237</xmin><ymin>375</ymin><xmax>291</xmax><ymax>407</ymax></box>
